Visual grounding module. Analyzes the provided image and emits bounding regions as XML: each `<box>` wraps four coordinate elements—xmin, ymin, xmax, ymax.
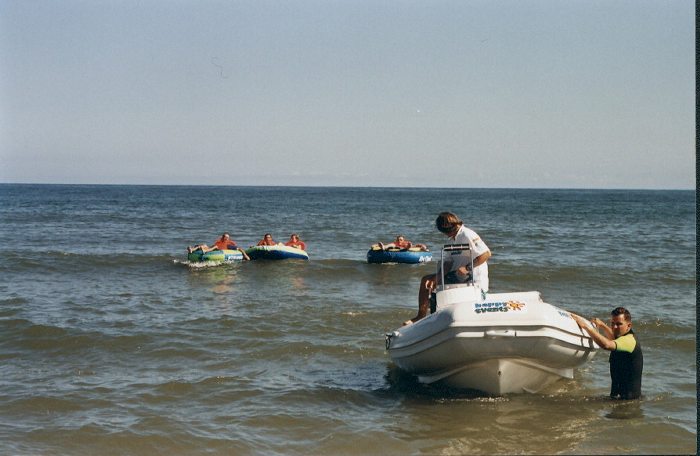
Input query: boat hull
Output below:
<box><xmin>386</xmin><ymin>286</ymin><xmax>598</xmax><ymax>395</ymax></box>
<box><xmin>419</xmin><ymin>358</ymin><xmax>573</xmax><ymax>395</ymax></box>
<box><xmin>366</xmin><ymin>248</ymin><xmax>432</xmax><ymax>264</ymax></box>
<box><xmin>187</xmin><ymin>249</ymin><xmax>243</xmax><ymax>263</ymax></box>
<box><xmin>245</xmin><ymin>245</ymin><xmax>309</xmax><ymax>260</ymax></box>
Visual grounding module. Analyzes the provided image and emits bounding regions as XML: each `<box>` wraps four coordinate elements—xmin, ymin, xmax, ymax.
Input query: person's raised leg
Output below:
<box><xmin>404</xmin><ymin>273</ymin><xmax>436</xmax><ymax>325</ymax></box>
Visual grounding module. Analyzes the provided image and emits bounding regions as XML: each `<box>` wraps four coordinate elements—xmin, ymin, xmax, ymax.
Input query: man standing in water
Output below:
<box><xmin>571</xmin><ymin>307</ymin><xmax>643</xmax><ymax>400</ymax></box>
<box><xmin>404</xmin><ymin>212</ymin><xmax>491</xmax><ymax>326</ymax></box>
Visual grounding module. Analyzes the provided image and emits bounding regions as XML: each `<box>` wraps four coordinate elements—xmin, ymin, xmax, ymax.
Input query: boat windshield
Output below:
<box><xmin>437</xmin><ymin>243</ymin><xmax>474</xmax><ymax>289</ymax></box>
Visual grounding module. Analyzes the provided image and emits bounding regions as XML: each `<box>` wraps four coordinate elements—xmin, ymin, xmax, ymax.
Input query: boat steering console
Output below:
<box><xmin>430</xmin><ymin>243</ymin><xmax>475</xmax><ymax>313</ymax></box>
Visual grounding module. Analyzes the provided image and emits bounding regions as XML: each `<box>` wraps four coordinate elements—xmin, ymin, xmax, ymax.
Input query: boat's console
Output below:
<box><xmin>436</xmin><ymin>243</ymin><xmax>474</xmax><ymax>288</ymax></box>
<box><xmin>430</xmin><ymin>243</ymin><xmax>479</xmax><ymax>310</ymax></box>
<box><xmin>435</xmin><ymin>285</ymin><xmax>482</xmax><ymax>308</ymax></box>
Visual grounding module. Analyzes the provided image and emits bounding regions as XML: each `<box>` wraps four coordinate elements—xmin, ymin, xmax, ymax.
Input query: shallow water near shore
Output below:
<box><xmin>0</xmin><ymin>184</ymin><xmax>695</xmax><ymax>455</ymax></box>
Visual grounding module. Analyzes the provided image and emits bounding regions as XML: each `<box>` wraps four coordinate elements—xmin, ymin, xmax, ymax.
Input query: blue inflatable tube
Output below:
<box><xmin>366</xmin><ymin>247</ymin><xmax>432</xmax><ymax>264</ymax></box>
<box><xmin>245</xmin><ymin>245</ymin><xmax>309</xmax><ymax>260</ymax></box>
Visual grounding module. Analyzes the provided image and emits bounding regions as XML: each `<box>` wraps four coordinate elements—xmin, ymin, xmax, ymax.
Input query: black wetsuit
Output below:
<box><xmin>609</xmin><ymin>329</ymin><xmax>643</xmax><ymax>400</ymax></box>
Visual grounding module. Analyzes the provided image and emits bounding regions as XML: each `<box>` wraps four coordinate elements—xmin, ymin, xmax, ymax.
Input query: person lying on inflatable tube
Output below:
<box><xmin>372</xmin><ymin>235</ymin><xmax>428</xmax><ymax>251</ymax></box>
<box><xmin>187</xmin><ymin>232</ymin><xmax>250</xmax><ymax>260</ymax></box>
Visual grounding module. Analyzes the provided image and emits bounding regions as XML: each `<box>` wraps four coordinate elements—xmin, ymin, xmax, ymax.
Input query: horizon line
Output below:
<box><xmin>0</xmin><ymin>181</ymin><xmax>694</xmax><ymax>192</ymax></box>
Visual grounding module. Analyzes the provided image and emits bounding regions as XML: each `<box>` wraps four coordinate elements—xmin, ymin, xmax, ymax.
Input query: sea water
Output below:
<box><xmin>0</xmin><ymin>184</ymin><xmax>695</xmax><ymax>455</ymax></box>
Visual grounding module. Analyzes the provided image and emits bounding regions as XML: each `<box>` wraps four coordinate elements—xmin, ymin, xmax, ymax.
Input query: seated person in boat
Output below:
<box><xmin>256</xmin><ymin>233</ymin><xmax>278</xmax><ymax>246</ymax></box>
<box><xmin>374</xmin><ymin>235</ymin><xmax>428</xmax><ymax>251</ymax></box>
<box><xmin>404</xmin><ymin>212</ymin><xmax>491</xmax><ymax>326</ymax></box>
<box><xmin>284</xmin><ymin>233</ymin><xmax>307</xmax><ymax>250</ymax></box>
<box><xmin>188</xmin><ymin>232</ymin><xmax>250</xmax><ymax>260</ymax></box>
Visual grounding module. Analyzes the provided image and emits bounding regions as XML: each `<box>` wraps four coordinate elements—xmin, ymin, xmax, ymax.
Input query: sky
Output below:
<box><xmin>0</xmin><ymin>0</ymin><xmax>695</xmax><ymax>189</ymax></box>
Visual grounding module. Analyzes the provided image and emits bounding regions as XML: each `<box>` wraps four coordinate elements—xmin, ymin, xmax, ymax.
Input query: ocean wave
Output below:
<box><xmin>1</xmin><ymin>249</ymin><xmax>181</xmax><ymax>270</ymax></box>
<box><xmin>0</xmin><ymin>296</ymin><xmax>29</xmax><ymax>306</ymax></box>
<box><xmin>1</xmin><ymin>319</ymin><xmax>153</xmax><ymax>354</ymax></box>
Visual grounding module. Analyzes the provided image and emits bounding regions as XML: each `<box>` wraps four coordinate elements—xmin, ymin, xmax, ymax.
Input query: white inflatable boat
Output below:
<box><xmin>385</xmin><ymin>244</ymin><xmax>599</xmax><ymax>395</ymax></box>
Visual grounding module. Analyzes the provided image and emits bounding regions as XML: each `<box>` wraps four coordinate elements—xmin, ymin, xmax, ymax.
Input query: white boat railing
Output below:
<box><xmin>429</xmin><ymin>243</ymin><xmax>477</xmax><ymax>313</ymax></box>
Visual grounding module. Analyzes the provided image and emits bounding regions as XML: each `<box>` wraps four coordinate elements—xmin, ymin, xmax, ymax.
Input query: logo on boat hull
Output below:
<box><xmin>474</xmin><ymin>301</ymin><xmax>526</xmax><ymax>313</ymax></box>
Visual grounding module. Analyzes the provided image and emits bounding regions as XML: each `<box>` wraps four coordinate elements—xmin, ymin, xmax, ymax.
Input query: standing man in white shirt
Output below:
<box><xmin>403</xmin><ymin>212</ymin><xmax>491</xmax><ymax>326</ymax></box>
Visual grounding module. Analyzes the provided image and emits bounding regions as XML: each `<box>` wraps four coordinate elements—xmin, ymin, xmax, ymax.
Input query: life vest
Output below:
<box><xmin>214</xmin><ymin>239</ymin><xmax>237</xmax><ymax>250</ymax></box>
<box><xmin>285</xmin><ymin>240</ymin><xmax>306</xmax><ymax>250</ymax></box>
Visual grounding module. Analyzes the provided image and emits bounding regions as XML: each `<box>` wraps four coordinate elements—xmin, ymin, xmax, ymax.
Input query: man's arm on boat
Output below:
<box><xmin>591</xmin><ymin>317</ymin><xmax>614</xmax><ymax>339</ymax></box>
<box><xmin>570</xmin><ymin>314</ymin><xmax>616</xmax><ymax>350</ymax></box>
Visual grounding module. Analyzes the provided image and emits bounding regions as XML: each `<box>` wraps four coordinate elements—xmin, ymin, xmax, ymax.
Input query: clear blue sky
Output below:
<box><xmin>0</xmin><ymin>0</ymin><xmax>694</xmax><ymax>189</ymax></box>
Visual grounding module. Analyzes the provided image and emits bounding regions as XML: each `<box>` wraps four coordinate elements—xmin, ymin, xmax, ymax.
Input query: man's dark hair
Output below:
<box><xmin>435</xmin><ymin>212</ymin><xmax>463</xmax><ymax>233</ymax></box>
<box><xmin>611</xmin><ymin>306</ymin><xmax>632</xmax><ymax>322</ymax></box>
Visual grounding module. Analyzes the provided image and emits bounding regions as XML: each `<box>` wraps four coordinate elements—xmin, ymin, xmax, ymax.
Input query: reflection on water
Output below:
<box><xmin>381</xmin><ymin>364</ymin><xmax>655</xmax><ymax>454</ymax></box>
<box><xmin>605</xmin><ymin>400</ymin><xmax>644</xmax><ymax>420</ymax></box>
<box><xmin>290</xmin><ymin>276</ymin><xmax>305</xmax><ymax>291</ymax></box>
<box><xmin>185</xmin><ymin>264</ymin><xmax>239</xmax><ymax>294</ymax></box>
<box><xmin>384</xmin><ymin>364</ymin><xmax>491</xmax><ymax>399</ymax></box>
<box><xmin>382</xmin><ymin>366</ymin><xmax>603</xmax><ymax>455</ymax></box>
<box><xmin>212</xmin><ymin>272</ymin><xmax>237</xmax><ymax>295</ymax></box>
